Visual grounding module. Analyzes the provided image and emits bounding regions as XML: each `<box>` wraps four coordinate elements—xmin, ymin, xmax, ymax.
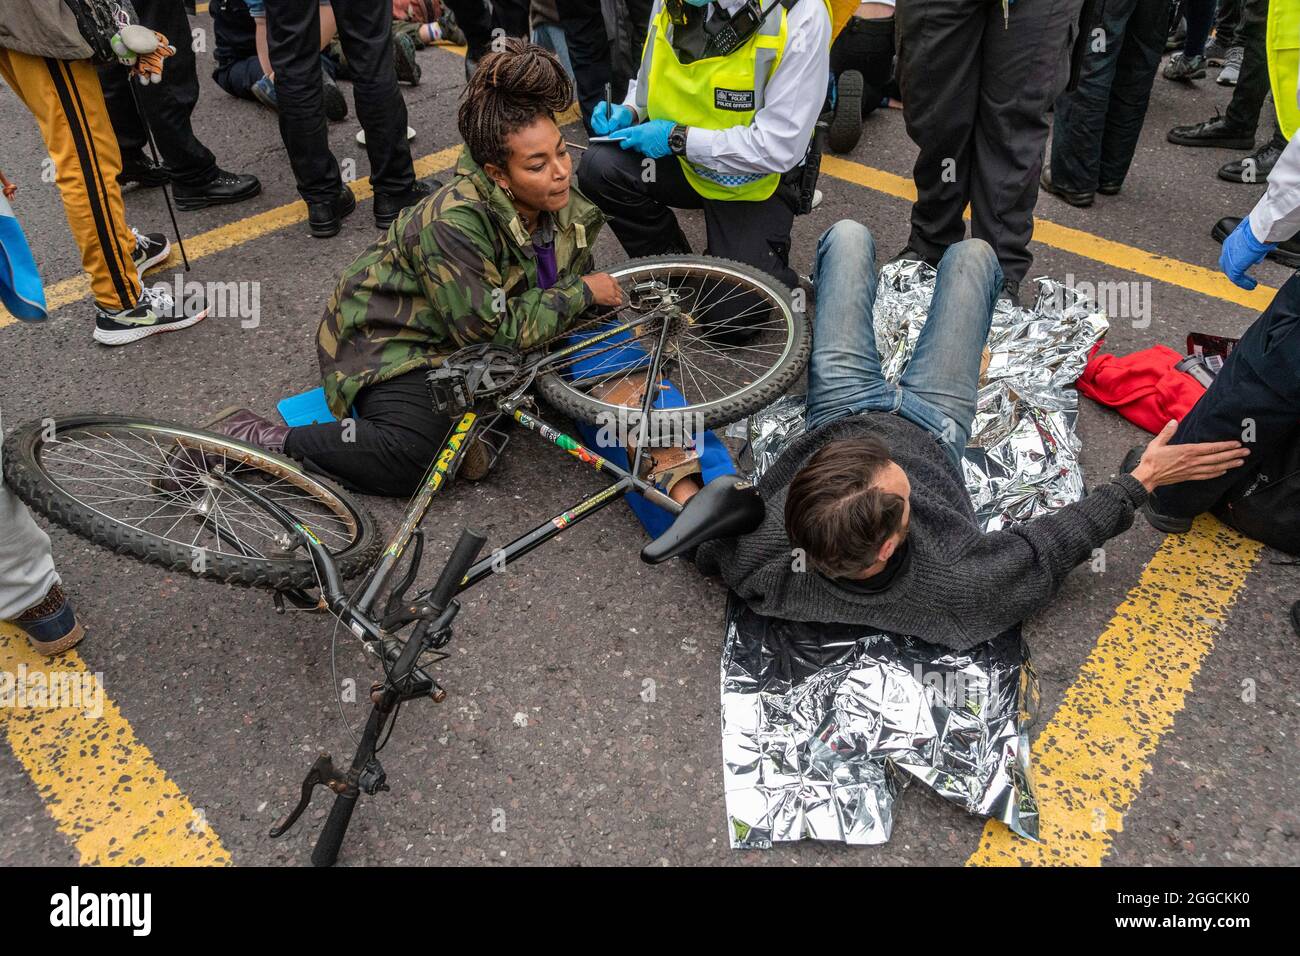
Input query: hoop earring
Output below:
<box><xmin>500</xmin><ymin>184</ymin><xmax>515</xmax><ymax>200</ymax></box>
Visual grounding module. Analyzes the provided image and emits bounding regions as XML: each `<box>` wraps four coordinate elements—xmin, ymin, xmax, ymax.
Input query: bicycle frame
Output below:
<box><xmin>225</xmin><ymin>303</ymin><xmax>692</xmax><ymax>865</ymax></box>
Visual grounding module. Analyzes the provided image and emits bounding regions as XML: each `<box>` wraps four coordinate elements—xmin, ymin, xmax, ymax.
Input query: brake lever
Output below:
<box><xmin>269</xmin><ymin>752</ymin><xmax>347</xmax><ymax>838</ymax></box>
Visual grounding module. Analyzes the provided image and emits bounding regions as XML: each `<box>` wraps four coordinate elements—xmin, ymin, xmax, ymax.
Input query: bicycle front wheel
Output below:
<box><xmin>3</xmin><ymin>416</ymin><xmax>380</xmax><ymax>591</ymax></box>
<box><xmin>534</xmin><ymin>255</ymin><xmax>808</xmax><ymax>432</ymax></box>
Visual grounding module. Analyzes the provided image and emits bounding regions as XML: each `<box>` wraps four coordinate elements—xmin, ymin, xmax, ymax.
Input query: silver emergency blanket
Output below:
<box><xmin>719</xmin><ymin>262</ymin><xmax>1108</xmax><ymax>848</ymax></box>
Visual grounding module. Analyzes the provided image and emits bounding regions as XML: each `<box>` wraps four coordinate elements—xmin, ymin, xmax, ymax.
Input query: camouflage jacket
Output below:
<box><xmin>317</xmin><ymin>148</ymin><xmax>605</xmax><ymax>416</ymax></box>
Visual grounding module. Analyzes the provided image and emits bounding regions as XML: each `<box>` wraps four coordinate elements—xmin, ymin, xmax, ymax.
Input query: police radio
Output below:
<box><xmin>700</xmin><ymin>0</ymin><xmax>799</xmax><ymax>58</ymax></box>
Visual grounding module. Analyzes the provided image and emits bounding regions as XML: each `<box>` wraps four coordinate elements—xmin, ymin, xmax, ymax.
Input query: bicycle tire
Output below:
<box><xmin>533</xmin><ymin>255</ymin><xmax>808</xmax><ymax>431</ymax></box>
<box><xmin>2</xmin><ymin>415</ymin><xmax>381</xmax><ymax>591</ymax></box>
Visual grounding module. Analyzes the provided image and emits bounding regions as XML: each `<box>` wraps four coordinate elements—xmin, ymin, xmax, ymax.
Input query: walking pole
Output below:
<box><xmin>126</xmin><ymin>80</ymin><xmax>191</xmax><ymax>272</ymax></box>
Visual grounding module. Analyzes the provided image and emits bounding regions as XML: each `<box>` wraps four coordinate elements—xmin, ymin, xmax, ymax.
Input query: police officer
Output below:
<box><xmin>578</xmin><ymin>0</ymin><xmax>831</xmax><ymax>315</ymax></box>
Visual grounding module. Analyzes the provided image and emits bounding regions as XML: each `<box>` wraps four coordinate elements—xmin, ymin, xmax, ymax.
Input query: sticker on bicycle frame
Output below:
<box><xmin>298</xmin><ymin>524</ymin><xmax>322</xmax><ymax>545</ymax></box>
<box><xmin>551</xmin><ymin>483</ymin><xmax>622</xmax><ymax>530</ymax></box>
<box><xmin>426</xmin><ymin>412</ymin><xmax>478</xmax><ymax>493</ymax></box>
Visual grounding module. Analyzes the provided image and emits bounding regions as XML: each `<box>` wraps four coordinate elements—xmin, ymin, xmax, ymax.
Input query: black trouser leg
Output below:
<box><xmin>970</xmin><ymin>0</ymin><xmax>1083</xmax><ymax>284</ymax></box>
<box><xmin>1215</xmin><ymin>0</ymin><xmax>1241</xmax><ymax>47</ymax></box>
<box><xmin>829</xmin><ymin>15</ymin><xmax>896</xmax><ymax>118</ymax></box>
<box><xmin>614</xmin><ymin>0</ymin><xmax>654</xmax><ymax>100</ymax></box>
<box><xmin>897</xmin><ymin>0</ymin><xmax>984</xmax><ymax>263</ymax></box>
<box><xmin>492</xmin><ymin>0</ymin><xmax>532</xmax><ymax>37</ymax></box>
<box><xmin>555</xmin><ymin>0</ymin><xmax>612</xmax><ymax>133</ymax></box>
<box><xmin>266</xmin><ymin>0</ymin><xmax>338</xmax><ymax>204</ymax></box>
<box><xmin>1051</xmin><ymin>0</ymin><xmax>1134</xmax><ymax>193</ymax></box>
<box><xmin>332</xmin><ymin>0</ymin><xmax>415</xmax><ymax>198</ymax></box>
<box><xmin>701</xmin><ymin>187</ymin><xmax>799</xmax><ymax>291</ymax></box>
<box><xmin>1097</xmin><ymin>0</ymin><xmax>1170</xmax><ymax>189</ymax></box>
<box><xmin>285</xmin><ymin>372</ymin><xmax>452</xmax><ymax>498</ymax></box>
<box><xmin>577</xmin><ymin>143</ymin><xmax>694</xmax><ymax>256</ymax></box>
<box><xmin>99</xmin><ymin>0</ymin><xmax>217</xmax><ymax>186</ymax></box>
<box><xmin>1153</xmin><ymin>274</ymin><xmax>1300</xmax><ymax>518</ymax></box>
<box><xmin>442</xmin><ymin>0</ymin><xmax>493</xmax><ymax>59</ymax></box>
<box><xmin>1223</xmin><ymin>0</ymin><xmax>1270</xmax><ymax>136</ymax></box>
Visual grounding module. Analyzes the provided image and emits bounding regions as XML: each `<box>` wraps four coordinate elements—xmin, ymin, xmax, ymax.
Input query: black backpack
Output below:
<box><xmin>1215</xmin><ymin>435</ymin><xmax>1300</xmax><ymax>555</ymax></box>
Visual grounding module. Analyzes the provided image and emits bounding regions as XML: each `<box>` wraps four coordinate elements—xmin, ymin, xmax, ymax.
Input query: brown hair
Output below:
<box><xmin>784</xmin><ymin>437</ymin><xmax>907</xmax><ymax>578</ymax></box>
<box><xmin>457</xmin><ymin>39</ymin><xmax>573</xmax><ymax>170</ymax></box>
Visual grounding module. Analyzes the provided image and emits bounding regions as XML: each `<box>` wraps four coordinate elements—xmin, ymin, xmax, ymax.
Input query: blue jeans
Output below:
<box><xmin>805</xmin><ymin>220</ymin><xmax>1002</xmax><ymax>469</ymax></box>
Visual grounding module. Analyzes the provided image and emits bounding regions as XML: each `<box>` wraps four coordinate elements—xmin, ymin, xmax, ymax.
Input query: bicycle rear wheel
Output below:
<box><xmin>2</xmin><ymin>416</ymin><xmax>380</xmax><ymax>591</ymax></box>
<box><xmin>533</xmin><ymin>255</ymin><xmax>808</xmax><ymax>432</ymax></box>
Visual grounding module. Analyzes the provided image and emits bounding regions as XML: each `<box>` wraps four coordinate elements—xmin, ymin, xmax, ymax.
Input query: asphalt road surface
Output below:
<box><xmin>0</xmin><ymin>24</ymin><xmax>1296</xmax><ymax>867</ymax></box>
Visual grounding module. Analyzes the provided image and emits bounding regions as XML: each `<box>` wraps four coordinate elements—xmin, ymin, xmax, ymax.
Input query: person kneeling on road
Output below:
<box><xmin>577</xmin><ymin>0</ymin><xmax>831</xmax><ymax>339</ymax></box>
<box><xmin>692</xmin><ymin>220</ymin><xmax>1250</xmax><ymax>650</ymax></box>
<box><xmin>204</xmin><ymin>41</ymin><xmax>624</xmax><ymax>498</ymax></box>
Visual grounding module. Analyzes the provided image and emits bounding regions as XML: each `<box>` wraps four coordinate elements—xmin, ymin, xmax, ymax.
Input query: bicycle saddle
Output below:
<box><xmin>641</xmin><ymin>475</ymin><xmax>766</xmax><ymax>564</ymax></box>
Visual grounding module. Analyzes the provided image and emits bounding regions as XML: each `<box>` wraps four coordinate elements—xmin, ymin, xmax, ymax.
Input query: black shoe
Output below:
<box><xmin>1097</xmin><ymin>181</ymin><xmax>1123</xmax><ymax>195</ymax></box>
<box><xmin>1167</xmin><ymin>114</ymin><xmax>1255</xmax><ymax>149</ymax></box>
<box><xmin>94</xmin><ymin>285</ymin><xmax>210</xmax><ymax>346</ymax></box>
<box><xmin>374</xmin><ymin>178</ymin><xmax>437</xmax><ymax>230</ymax></box>
<box><xmin>118</xmin><ymin>152</ymin><xmax>170</xmax><ymax>189</ymax></box>
<box><xmin>827</xmin><ymin>70</ymin><xmax>864</xmax><ymax>154</ymax></box>
<box><xmin>393</xmin><ymin>30</ymin><xmax>421</xmax><ymax>85</ymax></box>
<box><xmin>172</xmin><ymin>169</ymin><xmax>262</xmax><ymax>211</ymax></box>
<box><xmin>1218</xmin><ymin>132</ymin><xmax>1286</xmax><ymax>183</ymax></box>
<box><xmin>1120</xmin><ymin>443</ymin><xmax>1194</xmax><ymax>534</ymax></box>
<box><xmin>131</xmin><ymin>228</ymin><xmax>170</xmax><ymax>278</ymax></box>
<box><xmin>1039</xmin><ymin>165</ymin><xmax>1094</xmax><ymax>207</ymax></box>
<box><xmin>1211</xmin><ymin>216</ymin><xmax>1300</xmax><ymax>268</ymax></box>
<box><xmin>308</xmin><ymin>185</ymin><xmax>358</xmax><ymax>238</ymax></box>
<box><xmin>322</xmin><ymin>70</ymin><xmax>348</xmax><ymax>122</ymax></box>
<box><xmin>996</xmin><ymin>278</ymin><xmax>1022</xmax><ymax>307</ymax></box>
<box><xmin>888</xmin><ymin>245</ymin><xmax>937</xmax><ymax>267</ymax></box>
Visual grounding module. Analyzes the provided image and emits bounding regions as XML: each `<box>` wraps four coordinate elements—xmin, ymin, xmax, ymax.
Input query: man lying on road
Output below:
<box><xmin>688</xmin><ymin>220</ymin><xmax>1250</xmax><ymax>650</ymax></box>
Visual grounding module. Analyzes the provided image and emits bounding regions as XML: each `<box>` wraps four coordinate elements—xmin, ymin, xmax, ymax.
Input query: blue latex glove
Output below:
<box><xmin>591</xmin><ymin>101</ymin><xmax>635</xmax><ymax>136</ymax></box>
<box><xmin>610</xmin><ymin>119</ymin><xmax>676</xmax><ymax>159</ymax></box>
<box><xmin>1219</xmin><ymin>216</ymin><xmax>1275</xmax><ymax>290</ymax></box>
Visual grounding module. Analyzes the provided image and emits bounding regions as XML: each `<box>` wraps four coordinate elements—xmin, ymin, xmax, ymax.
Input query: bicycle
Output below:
<box><xmin>2</xmin><ymin>255</ymin><xmax>807</xmax><ymax>865</ymax></box>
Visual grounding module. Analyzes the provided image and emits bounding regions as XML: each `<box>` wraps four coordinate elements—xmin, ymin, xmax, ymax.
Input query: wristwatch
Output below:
<box><xmin>669</xmin><ymin>124</ymin><xmax>689</xmax><ymax>156</ymax></box>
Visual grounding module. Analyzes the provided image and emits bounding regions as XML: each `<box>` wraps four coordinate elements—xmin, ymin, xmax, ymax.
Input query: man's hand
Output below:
<box><xmin>610</xmin><ymin>119</ymin><xmax>675</xmax><ymax>159</ymax></box>
<box><xmin>1220</xmin><ymin>216</ymin><xmax>1275</xmax><ymax>290</ymax></box>
<box><xmin>1130</xmin><ymin>419</ymin><xmax>1250</xmax><ymax>492</ymax></box>
<box><xmin>582</xmin><ymin>272</ymin><xmax>624</xmax><ymax>307</ymax></box>
<box><xmin>591</xmin><ymin>101</ymin><xmax>636</xmax><ymax>136</ymax></box>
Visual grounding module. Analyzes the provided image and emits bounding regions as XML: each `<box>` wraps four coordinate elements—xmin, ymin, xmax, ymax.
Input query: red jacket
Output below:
<box><xmin>1077</xmin><ymin>344</ymin><xmax>1206</xmax><ymax>434</ymax></box>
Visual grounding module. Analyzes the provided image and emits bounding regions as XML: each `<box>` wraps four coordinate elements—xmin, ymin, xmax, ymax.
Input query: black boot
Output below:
<box><xmin>1218</xmin><ymin>131</ymin><xmax>1287</xmax><ymax>183</ymax></box>
<box><xmin>1211</xmin><ymin>216</ymin><xmax>1300</xmax><ymax>268</ymax></box>
<box><xmin>374</xmin><ymin>179</ymin><xmax>439</xmax><ymax>230</ymax></box>
<box><xmin>1167</xmin><ymin>114</ymin><xmax>1255</xmax><ymax>149</ymax></box>
<box><xmin>172</xmin><ymin>169</ymin><xmax>262</xmax><ymax>211</ymax></box>
<box><xmin>308</xmin><ymin>185</ymin><xmax>358</xmax><ymax>239</ymax></box>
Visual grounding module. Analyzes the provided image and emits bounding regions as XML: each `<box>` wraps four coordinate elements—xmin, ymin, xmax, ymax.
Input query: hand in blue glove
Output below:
<box><xmin>1219</xmin><ymin>216</ymin><xmax>1276</xmax><ymax>290</ymax></box>
<box><xmin>610</xmin><ymin>119</ymin><xmax>676</xmax><ymax>159</ymax></box>
<box><xmin>591</xmin><ymin>101</ymin><xmax>635</xmax><ymax>136</ymax></box>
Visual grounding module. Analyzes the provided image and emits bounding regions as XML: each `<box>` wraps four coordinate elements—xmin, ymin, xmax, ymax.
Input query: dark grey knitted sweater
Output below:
<box><xmin>696</xmin><ymin>412</ymin><xmax>1149</xmax><ymax>651</ymax></box>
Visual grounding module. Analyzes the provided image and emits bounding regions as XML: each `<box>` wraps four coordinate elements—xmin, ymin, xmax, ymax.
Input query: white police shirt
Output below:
<box><xmin>622</xmin><ymin>0</ymin><xmax>832</xmax><ymax>177</ymax></box>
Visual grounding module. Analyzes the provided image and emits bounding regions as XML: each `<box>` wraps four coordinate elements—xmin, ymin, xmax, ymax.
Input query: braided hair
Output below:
<box><xmin>458</xmin><ymin>39</ymin><xmax>574</xmax><ymax>171</ymax></box>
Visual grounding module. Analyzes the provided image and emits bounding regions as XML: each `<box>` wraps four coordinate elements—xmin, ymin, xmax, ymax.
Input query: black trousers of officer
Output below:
<box><xmin>99</xmin><ymin>0</ymin><xmax>218</xmax><ymax>188</ymax></box>
<box><xmin>266</xmin><ymin>0</ymin><xmax>415</xmax><ymax>204</ymax></box>
<box><xmin>896</xmin><ymin>0</ymin><xmax>1084</xmax><ymax>284</ymax></box>
<box><xmin>577</xmin><ymin>142</ymin><xmax>800</xmax><ymax>292</ymax></box>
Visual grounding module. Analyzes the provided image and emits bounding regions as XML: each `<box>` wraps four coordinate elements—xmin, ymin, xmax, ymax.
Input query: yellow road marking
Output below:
<box><xmin>0</xmin><ymin>146</ymin><xmax>462</xmax><ymax>329</ymax></box>
<box><xmin>820</xmin><ymin>155</ymin><xmax>1277</xmax><ymax>313</ymax></box>
<box><xmin>0</xmin><ymin>622</ymin><xmax>231</xmax><ymax>866</ymax></box>
<box><xmin>966</xmin><ymin>515</ymin><xmax>1262</xmax><ymax>866</ymax></box>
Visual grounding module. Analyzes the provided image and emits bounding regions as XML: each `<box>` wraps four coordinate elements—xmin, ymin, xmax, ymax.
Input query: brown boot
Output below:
<box><xmin>205</xmin><ymin>407</ymin><xmax>291</xmax><ymax>456</ymax></box>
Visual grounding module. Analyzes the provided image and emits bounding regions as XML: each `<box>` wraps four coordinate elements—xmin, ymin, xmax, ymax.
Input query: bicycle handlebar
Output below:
<box><xmin>427</xmin><ymin>528</ymin><xmax>487</xmax><ymax>616</ymax></box>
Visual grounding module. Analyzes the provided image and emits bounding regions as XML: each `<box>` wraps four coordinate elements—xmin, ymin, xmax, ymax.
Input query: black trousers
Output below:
<box><xmin>1154</xmin><ymin>273</ymin><xmax>1300</xmax><ymax>518</ymax></box>
<box><xmin>1215</xmin><ymin>0</ymin><xmax>1241</xmax><ymax>47</ymax></box>
<box><xmin>285</xmin><ymin>371</ymin><xmax>451</xmax><ymax>498</ymax></box>
<box><xmin>577</xmin><ymin>142</ymin><xmax>799</xmax><ymax>290</ymax></box>
<box><xmin>266</xmin><ymin>0</ymin><xmax>414</xmax><ymax>204</ymax></box>
<box><xmin>830</xmin><ymin>14</ymin><xmax>897</xmax><ymax>118</ymax></box>
<box><xmin>1224</xmin><ymin>0</ymin><xmax>1271</xmax><ymax>136</ymax></box>
<box><xmin>1050</xmin><ymin>0</ymin><xmax>1170</xmax><ymax>193</ymax></box>
<box><xmin>896</xmin><ymin>0</ymin><xmax>1084</xmax><ymax>284</ymax></box>
<box><xmin>443</xmin><ymin>0</ymin><xmax>494</xmax><ymax>59</ymax></box>
<box><xmin>98</xmin><ymin>0</ymin><xmax>217</xmax><ymax>187</ymax></box>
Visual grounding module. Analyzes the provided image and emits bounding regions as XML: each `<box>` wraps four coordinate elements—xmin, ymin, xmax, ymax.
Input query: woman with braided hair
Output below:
<box><xmin>205</xmin><ymin>40</ymin><xmax>623</xmax><ymax>498</ymax></box>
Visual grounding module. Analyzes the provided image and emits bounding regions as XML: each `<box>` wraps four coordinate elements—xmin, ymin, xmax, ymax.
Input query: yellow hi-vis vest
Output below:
<box><xmin>1268</xmin><ymin>0</ymin><xmax>1300</xmax><ymax>140</ymax></box>
<box><xmin>634</xmin><ymin>0</ymin><xmax>831</xmax><ymax>201</ymax></box>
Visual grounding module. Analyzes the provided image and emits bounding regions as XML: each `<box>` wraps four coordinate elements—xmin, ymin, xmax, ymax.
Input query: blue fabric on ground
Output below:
<box><xmin>0</xmin><ymin>196</ymin><xmax>48</xmax><ymax>321</ymax></box>
<box><xmin>565</xmin><ymin>323</ymin><xmax>737</xmax><ymax>538</ymax></box>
